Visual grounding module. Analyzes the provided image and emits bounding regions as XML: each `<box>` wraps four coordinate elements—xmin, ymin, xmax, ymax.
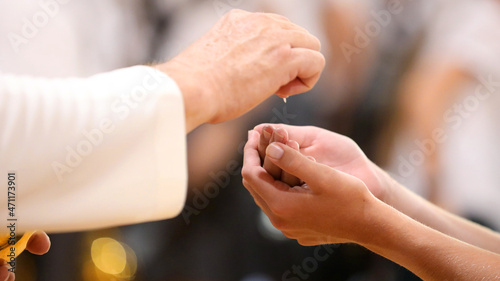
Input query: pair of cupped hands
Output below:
<box><xmin>1</xmin><ymin>125</ymin><xmax>390</xmax><ymax>280</ymax></box>
<box><xmin>242</xmin><ymin>124</ymin><xmax>393</xmax><ymax>246</ymax></box>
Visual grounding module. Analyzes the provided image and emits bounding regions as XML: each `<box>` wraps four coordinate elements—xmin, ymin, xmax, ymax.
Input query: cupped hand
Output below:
<box><xmin>254</xmin><ymin>124</ymin><xmax>390</xmax><ymax>202</ymax></box>
<box><xmin>258</xmin><ymin>126</ymin><xmax>302</xmax><ymax>186</ymax></box>
<box><xmin>157</xmin><ymin>10</ymin><xmax>325</xmax><ymax>131</ymax></box>
<box><xmin>242</xmin><ymin>130</ymin><xmax>376</xmax><ymax>245</ymax></box>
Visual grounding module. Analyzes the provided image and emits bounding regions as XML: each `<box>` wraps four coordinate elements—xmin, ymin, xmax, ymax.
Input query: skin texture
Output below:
<box><xmin>156</xmin><ymin>9</ymin><xmax>325</xmax><ymax>133</ymax></box>
<box><xmin>254</xmin><ymin>124</ymin><xmax>388</xmax><ymax>201</ymax></box>
<box><xmin>242</xmin><ymin>124</ymin><xmax>500</xmax><ymax>280</ymax></box>
<box><xmin>0</xmin><ymin>231</ymin><xmax>50</xmax><ymax>281</ymax></box>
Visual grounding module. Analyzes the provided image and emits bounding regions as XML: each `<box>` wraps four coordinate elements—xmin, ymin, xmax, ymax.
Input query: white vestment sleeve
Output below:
<box><xmin>0</xmin><ymin>66</ymin><xmax>187</xmax><ymax>233</ymax></box>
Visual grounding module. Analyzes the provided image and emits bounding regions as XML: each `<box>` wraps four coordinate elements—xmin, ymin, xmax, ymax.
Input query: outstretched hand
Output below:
<box><xmin>157</xmin><ymin>10</ymin><xmax>325</xmax><ymax>132</ymax></box>
<box><xmin>253</xmin><ymin>124</ymin><xmax>389</xmax><ymax>201</ymax></box>
<box><xmin>242</xmin><ymin>129</ymin><xmax>377</xmax><ymax>245</ymax></box>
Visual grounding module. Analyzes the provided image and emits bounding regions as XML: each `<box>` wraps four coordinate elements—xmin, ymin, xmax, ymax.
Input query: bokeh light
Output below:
<box><xmin>91</xmin><ymin>237</ymin><xmax>127</xmax><ymax>275</ymax></box>
<box><xmin>89</xmin><ymin>237</ymin><xmax>137</xmax><ymax>280</ymax></box>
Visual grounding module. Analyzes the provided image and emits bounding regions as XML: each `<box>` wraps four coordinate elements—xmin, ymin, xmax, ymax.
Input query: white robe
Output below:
<box><xmin>0</xmin><ymin>66</ymin><xmax>187</xmax><ymax>233</ymax></box>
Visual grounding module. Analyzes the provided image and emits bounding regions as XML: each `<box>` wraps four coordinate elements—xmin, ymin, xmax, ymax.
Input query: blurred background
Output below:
<box><xmin>2</xmin><ymin>0</ymin><xmax>500</xmax><ymax>280</ymax></box>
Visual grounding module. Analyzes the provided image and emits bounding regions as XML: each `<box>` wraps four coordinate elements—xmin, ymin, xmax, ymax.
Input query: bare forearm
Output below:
<box><xmin>360</xmin><ymin>200</ymin><xmax>500</xmax><ymax>281</ymax></box>
<box><xmin>383</xmin><ymin>172</ymin><xmax>500</xmax><ymax>254</ymax></box>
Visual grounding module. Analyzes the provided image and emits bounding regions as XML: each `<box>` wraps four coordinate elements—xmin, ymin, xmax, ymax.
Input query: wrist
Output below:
<box><xmin>369</xmin><ymin>162</ymin><xmax>398</xmax><ymax>207</ymax></box>
<box><xmin>352</xmin><ymin>194</ymin><xmax>391</xmax><ymax>246</ymax></box>
<box><xmin>155</xmin><ymin>61</ymin><xmax>216</xmax><ymax>132</ymax></box>
<box><xmin>355</xmin><ymin>188</ymin><xmax>419</xmax><ymax>248</ymax></box>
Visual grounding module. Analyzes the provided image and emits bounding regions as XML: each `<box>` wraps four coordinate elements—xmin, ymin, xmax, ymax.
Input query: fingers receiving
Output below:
<box><xmin>265</xmin><ymin>142</ymin><xmax>334</xmax><ymax>192</ymax></box>
<box><xmin>272</xmin><ymin>128</ymin><xmax>288</xmax><ymax>144</ymax></box>
<box><xmin>242</xmin><ymin>130</ymin><xmax>284</xmax><ymax>201</ymax></box>
<box><xmin>26</xmin><ymin>231</ymin><xmax>51</xmax><ymax>255</ymax></box>
<box><xmin>253</xmin><ymin>124</ymin><xmax>268</xmax><ymax>133</ymax></box>
<box><xmin>255</xmin><ymin>125</ymin><xmax>312</xmax><ymax>187</ymax></box>
<box><xmin>243</xmin><ymin>130</ymin><xmax>262</xmax><ymax>169</ymax></box>
<box><xmin>258</xmin><ymin>125</ymin><xmax>274</xmax><ymax>161</ymax></box>
<box><xmin>281</xmin><ymin>140</ymin><xmax>302</xmax><ymax>186</ymax></box>
<box><xmin>254</xmin><ymin>124</ymin><xmax>314</xmax><ymax>148</ymax></box>
<box><xmin>263</xmin><ymin>155</ymin><xmax>281</xmax><ymax>180</ymax></box>
<box><xmin>263</xmin><ymin>128</ymin><xmax>288</xmax><ymax>179</ymax></box>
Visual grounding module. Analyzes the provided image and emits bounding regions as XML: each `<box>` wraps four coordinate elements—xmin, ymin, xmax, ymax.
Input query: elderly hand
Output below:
<box><xmin>157</xmin><ymin>10</ymin><xmax>325</xmax><ymax>132</ymax></box>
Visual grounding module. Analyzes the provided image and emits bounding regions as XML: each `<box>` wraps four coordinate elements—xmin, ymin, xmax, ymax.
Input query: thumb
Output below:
<box><xmin>265</xmin><ymin>142</ymin><xmax>343</xmax><ymax>190</ymax></box>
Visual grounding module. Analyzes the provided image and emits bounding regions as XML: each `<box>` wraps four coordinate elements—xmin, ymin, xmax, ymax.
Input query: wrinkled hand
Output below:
<box><xmin>254</xmin><ymin>124</ymin><xmax>389</xmax><ymax>202</ymax></box>
<box><xmin>0</xmin><ymin>232</ymin><xmax>50</xmax><ymax>281</ymax></box>
<box><xmin>242</xmin><ymin>130</ymin><xmax>376</xmax><ymax>245</ymax></box>
<box><xmin>157</xmin><ymin>10</ymin><xmax>325</xmax><ymax>132</ymax></box>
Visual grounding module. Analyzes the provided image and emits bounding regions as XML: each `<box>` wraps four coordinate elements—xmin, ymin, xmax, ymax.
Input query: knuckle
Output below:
<box><xmin>277</xmin><ymin>43</ymin><xmax>292</xmax><ymax>56</ymax></box>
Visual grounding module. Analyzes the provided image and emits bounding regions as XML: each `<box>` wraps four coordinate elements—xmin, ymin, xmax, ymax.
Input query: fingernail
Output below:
<box><xmin>267</xmin><ymin>143</ymin><xmax>284</xmax><ymax>159</ymax></box>
<box><xmin>263</xmin><ymin>126</ymin><xmax>272</xmax><ymax>140</ymax></box>
<box><xmin>272</xmin><ymin>128</ymin><xmax>286</xmax><ymax>143</ymax></box>
<box><xmin>275</xmin><ymin>128</ymin><xmax>285</xmax><ymax>138</ymax></box>
<box><xmin>248</xmin><ymin>130</ymin><xmax>254</xmax><ymax>139</ymax></box>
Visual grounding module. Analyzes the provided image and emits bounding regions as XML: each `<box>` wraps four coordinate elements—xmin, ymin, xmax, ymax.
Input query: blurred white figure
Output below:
<box><xmin>386</xmin><ymin>0</ymin><xmax>500</xmax><ymax>230</ymax></box>
<box><xmin>427</xmin><ymin>0</ymin><xmax>500</xmax><ymax>230</ymax></box>
<box><xmin>0</xmin><ymin>0</ymin><xmax>151</xmax><ymax>76</ymax></box>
